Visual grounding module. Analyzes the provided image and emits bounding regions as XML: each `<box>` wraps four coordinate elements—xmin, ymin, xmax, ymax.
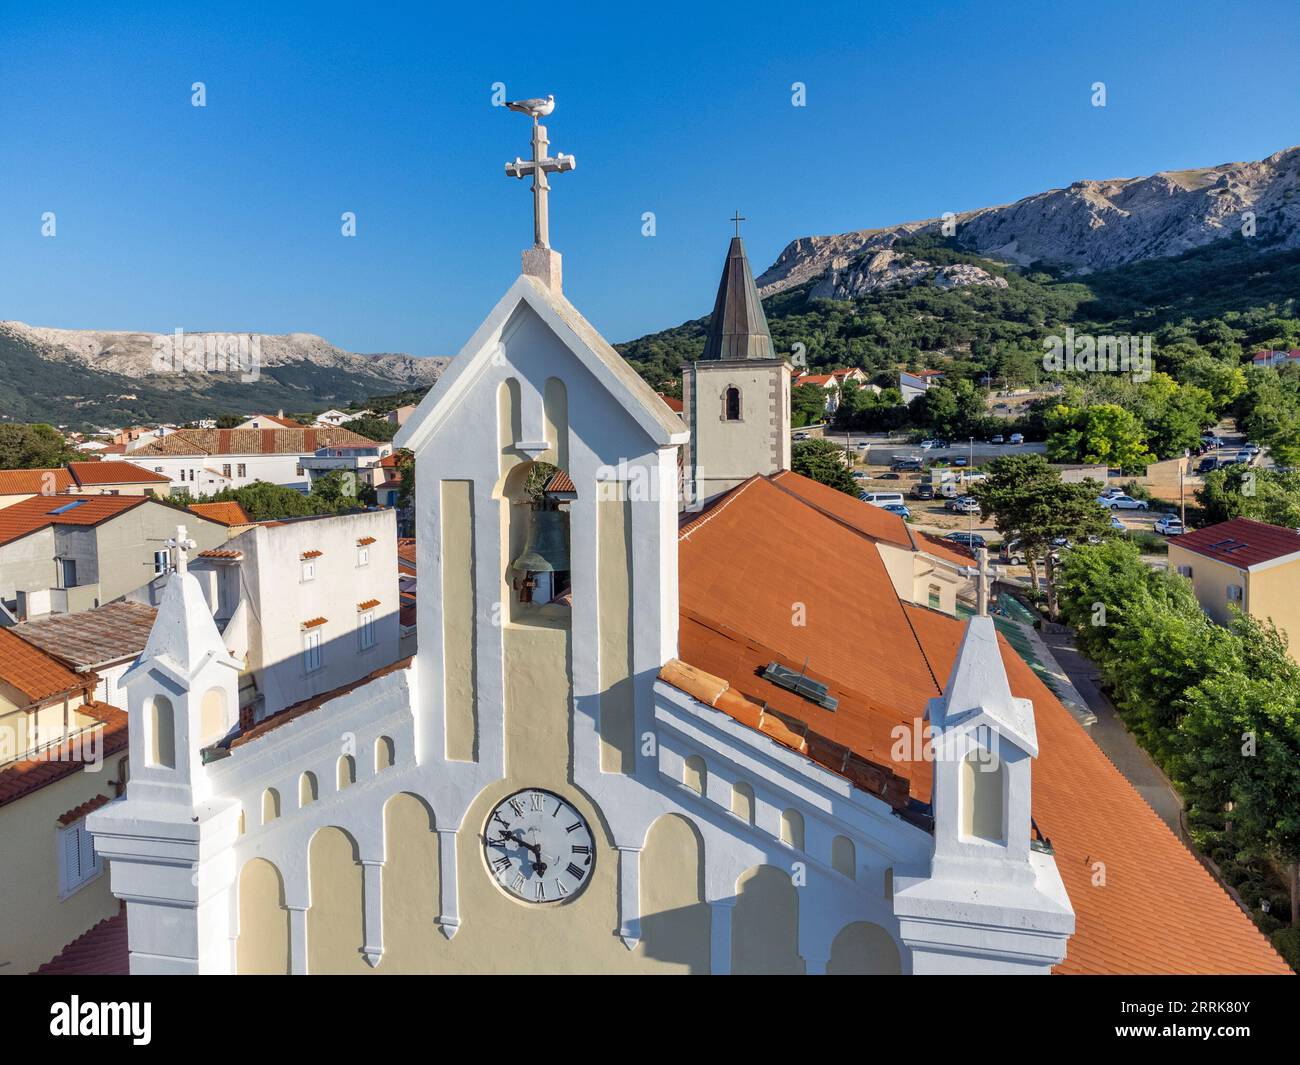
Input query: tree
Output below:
<box><xmin>0</xmin><ymin>423</ymin><xmax>77</xmax><ymax>468</ymax></box>
<box><xmin>342</xmin><ymin>416</ymin><xmax>397</xmax><ymax>443</ymax></box>
<box><xmin>791</xmin><ymin>439</ymin><xmax>857</xmax><ymax>496</ymax></box>
<box><xmin>1197</xmin><ymin>466</ymin><xmax>1300</xmax><ymax>528</ymax></box>
<box><xmin>967</xmin><ymin>454</ymin><xmax>1109</xmax><ymax>611</ymax></box>
<box><xmin>1045</xmin><ymin>402</ymin><xmax>1155</xmax><ymax>473</ymax></box>
<box><xmin>790</xmin><ymin>384</ymin><xmax>828</xmax><ymax>428</ymax></box>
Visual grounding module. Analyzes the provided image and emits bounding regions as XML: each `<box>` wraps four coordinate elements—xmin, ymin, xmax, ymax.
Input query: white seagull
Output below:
<box><xmin>505</xmin><ymin>94</ymin><xmax>555</xmax><ymax>120</ymax></box>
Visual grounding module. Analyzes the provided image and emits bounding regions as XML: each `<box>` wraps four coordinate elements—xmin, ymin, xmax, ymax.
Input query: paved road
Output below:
<box><xmin>1037</xmin><ymin>626</ymin><xmax>1185</xmax><ymax>835</ymax></box>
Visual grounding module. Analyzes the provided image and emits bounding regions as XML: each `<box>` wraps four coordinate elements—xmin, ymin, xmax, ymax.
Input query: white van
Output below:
<box><xmin>859</xmin><ymin>491</ymin><xmax>905</xmax><ymax>508</ymax></box>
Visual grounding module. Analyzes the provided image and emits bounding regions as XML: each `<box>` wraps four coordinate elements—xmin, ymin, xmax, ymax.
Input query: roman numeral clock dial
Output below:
<box><xmin>482</xmin><ymin>789</ymin><xmax>595</xmax><ymax>903</ymax></box>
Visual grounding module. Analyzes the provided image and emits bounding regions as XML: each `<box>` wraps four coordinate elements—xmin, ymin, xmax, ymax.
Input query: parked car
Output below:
<box><xmin>792</xmin><ymin>431</ymin><xmax>810</xmax><ymax>441</ymax></box>
<box><xmin>855</xmin><ymin>441</ymin><xmax>870</xmax><ymax>450</ymax></box>
<box><xmin>1099</xmin><ymin>486</ymin><xmax>1125</xmax><ymax>499</ymax></box>
<box><xmin>945</xmin><ymin>531</ymin><xmax>986</xmax><ymax>549</ymax></box>
<box><xmin>1154</xmin><ymin>515</ymin><xmax>1185</xmax><ymax>536</ymax></box>
<box><xmin>920</xmin><ymin>439</ymin><xmax>941</xmax><ymax>450</ymax></box>
<box><xmin>989</xmin><ymin>434</ymin><xmax>1005</xmax><ymax>445</ymax></box>
<box><xmin>911</xmin><ymin>484</ymin><xmax>935</xmax><ymax>500</ymax></box>
<box><xmin>1009</xmin><ymin>433</ymin><xmax>1024</xmax><ymax>445</ymax></box>
<box><xmin>883</xmin><ymin>503</ymin><xmax>912</xmax><ymax>518</ymax></box>
<box><xmin>860</xmin><ymin>491</ymin><xmax>906</xmax><ymax>507</ymax></box>
<box><xmin>946</xmin><ymin>496</ymin><xmax>981</xmax><ymax>514</ymax></box>
<box><xmin>1108</xmin><ymin>515</ymin><xmax>1126</xmax><ymax>531</ymax></box>
<box><xmin>1241</xmin><ymin>442</ymin><xmax>1261</xmax><ymax>455</ymax></box>
<box><xmin>877</xmin><ymin>472</ymin><xmax>901</xmax><ymax>480</ymax></box>
<box><xmin>1195</xmin><ymin>456</ymin><xmax>1218</xmax><ymax>474</ymax></box>
<box><xmin>952</xmin><ymin>456</ymin><xmax>969</xmax><ymax>467</ymax></box>
<box><xmin>891</xmin><ymin>457</ymin><xmax>923</xmax><ymax>471</ymax></box>
<box><xmin>1098</xmin><ymin>493</ymin><xmax>1149</xmax><ymax>511</ymax></box>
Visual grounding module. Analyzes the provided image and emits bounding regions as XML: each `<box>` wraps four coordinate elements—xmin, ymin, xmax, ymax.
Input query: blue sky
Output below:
<box><xmin>2</xmin><ymin>0</ymin><xmax>1297</xmax><ymax>356</ymax></box>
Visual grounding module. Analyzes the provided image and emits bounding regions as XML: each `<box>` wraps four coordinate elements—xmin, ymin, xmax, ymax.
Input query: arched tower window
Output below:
<box><xmin>147</xmin><ymin>696</ymin><xmax>175</xmax><ymax>768</ymax></box>
<box><xmin>724</xmin><ymin>386</ymin><xmax>741</xmax><ymax>421</ymax></box>
<box><xmin>961</xmin><ymin>749</ymin><xmax>1006</xmax><ymax>843</ymax></box>
<box><xmin>683</xmin><ymin>755</ymin><xmax>706</xmax><ymax>795</ymax></box>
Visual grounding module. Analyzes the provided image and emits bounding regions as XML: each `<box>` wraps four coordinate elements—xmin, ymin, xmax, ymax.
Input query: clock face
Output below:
<box><xmin>483</xmin><ymin>788</ymin><xmax>595</xmax><ymax>904</ymax></box>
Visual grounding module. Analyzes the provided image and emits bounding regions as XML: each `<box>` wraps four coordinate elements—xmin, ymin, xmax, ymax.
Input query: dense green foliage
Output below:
<box><xmin>342</xmin><ymin>416</ymin><xmax>398</xmax><ymax>442</ymax></box>
<box><xmin>0</xmin><ymin>423</ymin><xmax>79</xmax><ymax>468</ymax></box>
<box><xmin>166</xmin><ymin>473</ymin><xmax>374</xmax><ymax>522</ymax></box>
<box><xmin>1197</xmin><ymin>466</ymin><xmax>1300</xmax><ymax>527</ymax></box>
<box><xmin>617</xmin><ymin>234</ymin><xmax>1300</xmax><ymax>470</ymax></box>
<box><xmin>1056</xmin><ymin>540</ymin><xmax>1300</xmax><ymax>938</ymax></box>
<box><xmin>790</xmin><ymin>439</ymin><xmax>856</xmax><ymax>495</ymax></box>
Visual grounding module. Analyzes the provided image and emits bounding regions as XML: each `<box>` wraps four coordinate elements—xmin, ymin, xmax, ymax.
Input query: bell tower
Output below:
<box><xmin>682</xmin><ymin>215</ymin><xmax>791</xmax><ymax>508</ymax></box>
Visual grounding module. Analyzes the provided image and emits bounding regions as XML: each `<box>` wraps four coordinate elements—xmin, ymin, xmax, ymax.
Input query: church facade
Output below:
<box><xmin>85</xmin><ymin>111</ymin><xmax>1290</xmax><ymax>977</ymax></box>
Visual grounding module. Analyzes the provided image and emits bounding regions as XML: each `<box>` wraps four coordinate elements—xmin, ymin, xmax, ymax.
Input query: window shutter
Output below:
<box><xmin>61</xmin><ymin>825</ymin><xmax>80</xmax><ymax>890</ymax></box>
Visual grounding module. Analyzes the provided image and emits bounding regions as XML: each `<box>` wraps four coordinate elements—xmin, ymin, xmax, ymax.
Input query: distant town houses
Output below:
<box><xmin>898</xmin><ymin>368</ymin><xmax>945</xmax><ymax>404</ymax></box>
<box><xmin>126</xmin><ymin>425</ymin><xmax>386</xmax><ymax>495</ymax></box>
<box><xmin>314</xmin><ymin>407</ymin><xmax>371</xmax><ymax>427</ymax></box>
<box><xmin>235</xmin><ymin>411</ymin><xmax>307</xmax><ymax>430</ymax></box>
<box><xmin>1250</xmin><ymin>348</ymin><xmax>1300</xmax><ymax>367</ymax></box>
<box><xmin>791</xmin><ymin>367</ymin><xmax>874</xmax><ymax>414</ymax></box>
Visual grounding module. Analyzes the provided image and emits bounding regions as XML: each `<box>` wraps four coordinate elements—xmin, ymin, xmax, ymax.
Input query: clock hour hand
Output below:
<box><xmin>498</xmin><ymin>829</ymin><xmax>548</xmax><ymax>875</ymax></box>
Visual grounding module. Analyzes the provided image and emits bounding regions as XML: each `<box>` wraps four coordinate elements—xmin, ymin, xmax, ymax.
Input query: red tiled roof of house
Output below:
<box><xmin>769</xmin><ymin>469</ymin><xmax>912</xmax><ymax>549</ymax></box>
<box><xmin>543</xmin><ymin>470</ymin><xmax>576</xmax><ymax>494</ymax></box>
<box><xmin>301</xmin><ymin>549</ymin><xmax>322</xmax><ymax>560</ymax></box>
<box><xmin>0</xmin><ymin>628</ymin><xmax>85</xmax><ymax>704</ymax></box>
<box><xmin>397</xmin><ymin>539</ymin><xmax>416</xmax><ymax>565</ymax></box>
<box><xmin>301</xmin><ymin>616</ymin><xmax>327</xmax><ymax>629</ymax></box>
<box><xmin>0</xmin><ymin>702</ymin><xmax>128</xmax><ymax>809</ymax></box>
<box><xmin>0</xmin><ymin>494</ymin><xmax>146</xmax><ymax>546</ymax></box>
<box><xmin>197</xmin><ymin>548</ymin><xmax>243</xmax><ymax>560</ymax></box>
<box><xmin>57</xmin><ymin>791</ymin><xmax>113</xmax><ymax>826</ymax></box>
<box><xmin>667</xmin><ymin>474</ymin><xmax>1291</xmax><ymax>975</ymax></box>
<box><xmin>129</xmin><ymin>426</ymin><xmax>374</xmax><ymax>456</ymax></box>
<box><xmin>35</xmin><ymin>910</ymin><xmax>129</xmax><ymax>975</ymax></box>
<box><xmin>0</xmin><ymin>468</ymin><xmax>74</xmax><ymax>495</ymax></box>
<box><xmin>67</xmin><ymin>460</ymin><xmax>170</xmax><ymax>486</ymax></box>
<box><xmin>1173</xmin><ymin>517</ymin><xmax>1300</xmax><ymax>569</ymax></box>
<box><xmin>357</xmin><ymin>598</ymin><xmax>381</xmax><ymax>611</ymax></box>
<box><xmin>357</xmin><ymin>536</ymin><xmax>377</xmax><ymax>546</ymax></box>
<box><xmin>655</xmin><ymin>392</ymin><xmax>684</xmax><ymax>412</ymax></box>
<box><xmin>188</xmin><ymin>501</ymin><xmax>252</xmax><ymax>526</ymax></box>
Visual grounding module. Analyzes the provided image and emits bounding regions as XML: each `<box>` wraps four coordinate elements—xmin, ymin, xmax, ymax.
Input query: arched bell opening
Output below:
<box><xmin>503</xmin><ymin>459</ymin><xmax>574</xmax><ymax>625</ymax></box>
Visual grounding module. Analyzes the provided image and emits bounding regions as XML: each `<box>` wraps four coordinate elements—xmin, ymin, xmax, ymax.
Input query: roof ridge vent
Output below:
<box><xmin>761</xmin><ymin>660</ymin><xmax>838</xmax><ymax>711</ymax></box>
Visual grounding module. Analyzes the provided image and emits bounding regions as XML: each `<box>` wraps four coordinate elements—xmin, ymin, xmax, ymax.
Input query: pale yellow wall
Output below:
<box><xmin>732</xmin><ymin>865</ymin><xmax>804</xmax><ymax>975</ymax></box>
<box><xmin>597</xmin><ymin>482</ymin><xmax>635</xmax><ymax>772</ymax></box>
<box><xmin>235</xmin><ymin>858</ymin><xmax>290</xmax><ymax>974</ymax></box>
<box><xmin>0</xmin><ymin>749</ymin><xmax>127</xmax><ymax>974</ymax></box>
<box><xmin>634</xmin><ymin>814</ymin><xmax>710</xmax><ymax>973</ymax></box>
<box><xmin>1238</xmin><ymin>557</ymin><xmax>1300</xmax><ymax>661</ymax></box>
<box><xmin>306</xmin><ymin>827</ymin><xmax>369</xmax><ymax>974</ymax></box>
<box><xmin>876</xmin><ymin>542</ymin><xmax>961</xmax><ymax>615</ymax></box>
<box><xmin>441</xmin><ymin>480</ymin><xmax>477</xmax><ymax>761</ymax></box>
<box><xmin>827</xmin><ymin>920</ymin><xmax>902</xmax><ymax>975</ymax></box>
<box><xmin>687</xmin><ymin>360</ymin><xmax>789</xmax><ymax>501</ymax></box>
<box><xmin>374</xmin><ymin>793</ymin><xmax>442</xmax><ymax>973</ymax></box>
<box><xmin>1169</xmin><ymin>544</ymin><xmax>1243</xmax><ymax>626</ymax></box>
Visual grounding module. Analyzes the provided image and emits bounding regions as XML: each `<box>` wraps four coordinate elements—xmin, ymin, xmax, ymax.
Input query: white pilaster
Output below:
<box><xmin>360</xmin><ymin>859</ymin><xmax>385</xmax><ymax>967</ymax></box>
<box><xmin>616</xmin><ymin>845</ymin><xmax>641</xmax><ymax>949</ymax></box>
<box><xmin>436</xmin><ymin>828</ymin><xmax>461</xmax><ymax>939</ymax></box>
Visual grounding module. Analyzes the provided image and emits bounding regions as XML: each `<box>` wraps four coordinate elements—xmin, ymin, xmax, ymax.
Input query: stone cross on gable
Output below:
<box><xmin>504</xmin><ymin>104</ymin><xmax>576</xmax><ymax>251</ymax></box>
<box><xmin>166</xmin><ymin>524</ymin><xmax>197</xmax><ymax>575</ymax></box>
<box><xmin>974</xmin><ymin>546</ymin><xmax>995</xmax><ymax>616</ymax></box>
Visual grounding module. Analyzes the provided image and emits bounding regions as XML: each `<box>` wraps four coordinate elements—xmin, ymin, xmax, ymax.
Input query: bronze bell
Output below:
<box><xmin>512</xmin><ymin>505</ymin><xmax>570</xmax><ymax>572</ymax></box>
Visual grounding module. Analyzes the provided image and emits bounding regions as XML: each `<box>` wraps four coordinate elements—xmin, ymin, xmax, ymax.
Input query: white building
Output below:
<box><xmin>126</xmin><ymin>426</ymin><xmax>383</xmax><ymax>495</ymax></box>
<box><xmin>314</xmin><ymin>408</ymin><xmax>369</xmax><ymax>428</ymax></box>
<box><xmin>80</xmin><ymin>127</ymin><xmax>1290</xmax><ymax>977</ymax></box>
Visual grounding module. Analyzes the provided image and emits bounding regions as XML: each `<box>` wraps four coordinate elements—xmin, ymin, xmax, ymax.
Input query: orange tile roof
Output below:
<box><xmin>357</xmin><ymin>598</ymin><xmax>381</xmax><ymax>611</ymax></box>
<box><xmin>0</xmin><ymin>628</ymin><xmax>87</xmax><ymax>704</ymax></box>
<box><xmin>397</xmin><ymin>539</ymin><xmax>416</xmax><ymax>565</ymax></box>
<box><xmin>58</xmin><ymin>791</ymin><xmax>113</xmax><ymax>826</ymax></box>
<box><xmin>357</xmin><ymin>536</ymin><xmax>377</xmax><ymax>546</ymax></box>
<box><xmin>544</xmin><ymin>470</ymin><xmax>576</xmax><ymax>494</ymax></box>
<box><xmin>1174</xmin><ymin>517</ymin><xmax>1300</xmax><ymax>569</ymax></box>
<box><xmin>197</xmin><ymin>548</ymin><xmax>242</xmax><ymax>560</ymax></box>
<box><xmin>0</xmin><ymin>702</ymin><xmax>128</xmax><ymax>809</ymax></box>
<box><xmin>67</xmin><ymin>460</ymin><xmax>170</xmax><ymax>486</ymax></box>
<box><xmin>301</xmin><ymin>549</ymin><xmax>323</xmax><ymax>560</ymax></box>
<box><xmin>670</xmin><ymin>474</ymin><xmax>1291</xmax><ymax>975</ymax></box>
<box><xmin>35</xmin><ymin>910</ymin><xmax>129</xmax><ymax>975</ymax></box>
<box><xmin>769</xmin><ymin>469</ymin><xmax>912</xmax><ymax>549</ymax></box>
<box><xmin>0</xmin><ymin>494</ymin><xmax>146</xmax><ymax>546</ymax></box>
<box><xmin>0</xmin><ymin>468</ymin><xmax>74</xmax><ymax>495</ymax></box>
<box><xmin>301</xmin><ymin>617</ymin><xmax>327</xmax><ymax>629</ymax></box>
<box><xmin>188</xmin><ymin>501</ymin><xmax>252</xmax><ymax>526</ymax></box>
<box><xmin>130</xmin><ymin>426</ymin><xmax>374</xmax><ymax>456</ymax></box>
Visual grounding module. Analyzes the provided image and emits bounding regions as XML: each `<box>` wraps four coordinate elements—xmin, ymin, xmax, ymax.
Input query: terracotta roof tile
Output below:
<box><xmin>0</xmin><ymin>468</ymin><xmax>74</xmax><ymax>495</ymax></box>
<box><xmin>543</xmin><ymin>470</ymin><xmax>576</xmax><ymax>494</ymax></box>
<box><xmin>301</xmin><ymin>550</ymin><xmax>323</xmax><ymax>560</ymax></box>
<box><xmin>188</xmin><ymin>501</ymin><xmax>252</xmax><ymax>526</ymax></box>
<box><xmin>35</xmin><ymin>910</ymin><xmax>129</xmax><ymax>975</ymax></box>
<box><xmin>357</xmin><ymin>598</ymin><xmax>381</xmax><ymax>610</ymax></box>
<box><xmin>197</xmin><ymin>548</ymin><xmax>242</xmax><ymax>560</ymax></box>
<box><xmin>129</xmin><ymin>426</ymin><xmax>373</xmax><ymax>456</ymax></box>
<box><xmin>67</xmin><ymin>460</ymin><xmax>170</xmax><ymax>486</ymax></box>
<box><xmin>357</xmin><ymin>536</ymin><xmax>377</xmax><ymax>546</ymax></box>
<box><xmin>57</xmin><ymin>791</ymin><xmax>113</xmax><ymax>826</ymax></box>
<box><xmin>301</xmin><ymin>617</ymin><xmax>327</xmax><ymax>629</ymax></box>
<box><xmin>0</xmin><ymin>494</ymin><xmax>146</xmax><ymax>546</ymax></box>
<box><xmin>0</xmin><ymin>628</ymin><xmax>86</xmax><ymax>703</ymax></box>
<box><xmin>1173</xmin><ymin>517</ymin><xmax>1300</xmax><ymax>569</ymax></box>
<box><xmin>769</xmin><ymin>469</ymin><xmax>912</xmax><ymax>549</ymax></box>
<box><xmin>0</xmin><ymin>702</ymin><xmax>128</xmax><ymax>809</ymax></box>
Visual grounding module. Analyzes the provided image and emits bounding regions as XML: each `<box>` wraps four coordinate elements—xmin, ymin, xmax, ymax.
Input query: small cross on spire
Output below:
<box><xmin>166</xmin><ymin>524</ymin><xmax>197</xmax><ymax>575</ymax></box>
<box><xmin>731</xmin><ymin>210</ymin><xmax>746</xmax><ymax>237</ymax></box>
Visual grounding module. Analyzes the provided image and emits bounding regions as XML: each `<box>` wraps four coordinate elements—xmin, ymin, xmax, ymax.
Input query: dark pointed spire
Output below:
<box><xmin>701</xmin><ymin>234</ymin><xmax>775</xmax><ymax>360</ymax></box>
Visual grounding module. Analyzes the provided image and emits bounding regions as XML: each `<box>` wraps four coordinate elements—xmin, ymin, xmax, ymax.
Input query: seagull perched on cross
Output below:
<box><xmin>505</xmin><ymin>94</ymin><xmax>555</xmax><ymax>122</ymax></box>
